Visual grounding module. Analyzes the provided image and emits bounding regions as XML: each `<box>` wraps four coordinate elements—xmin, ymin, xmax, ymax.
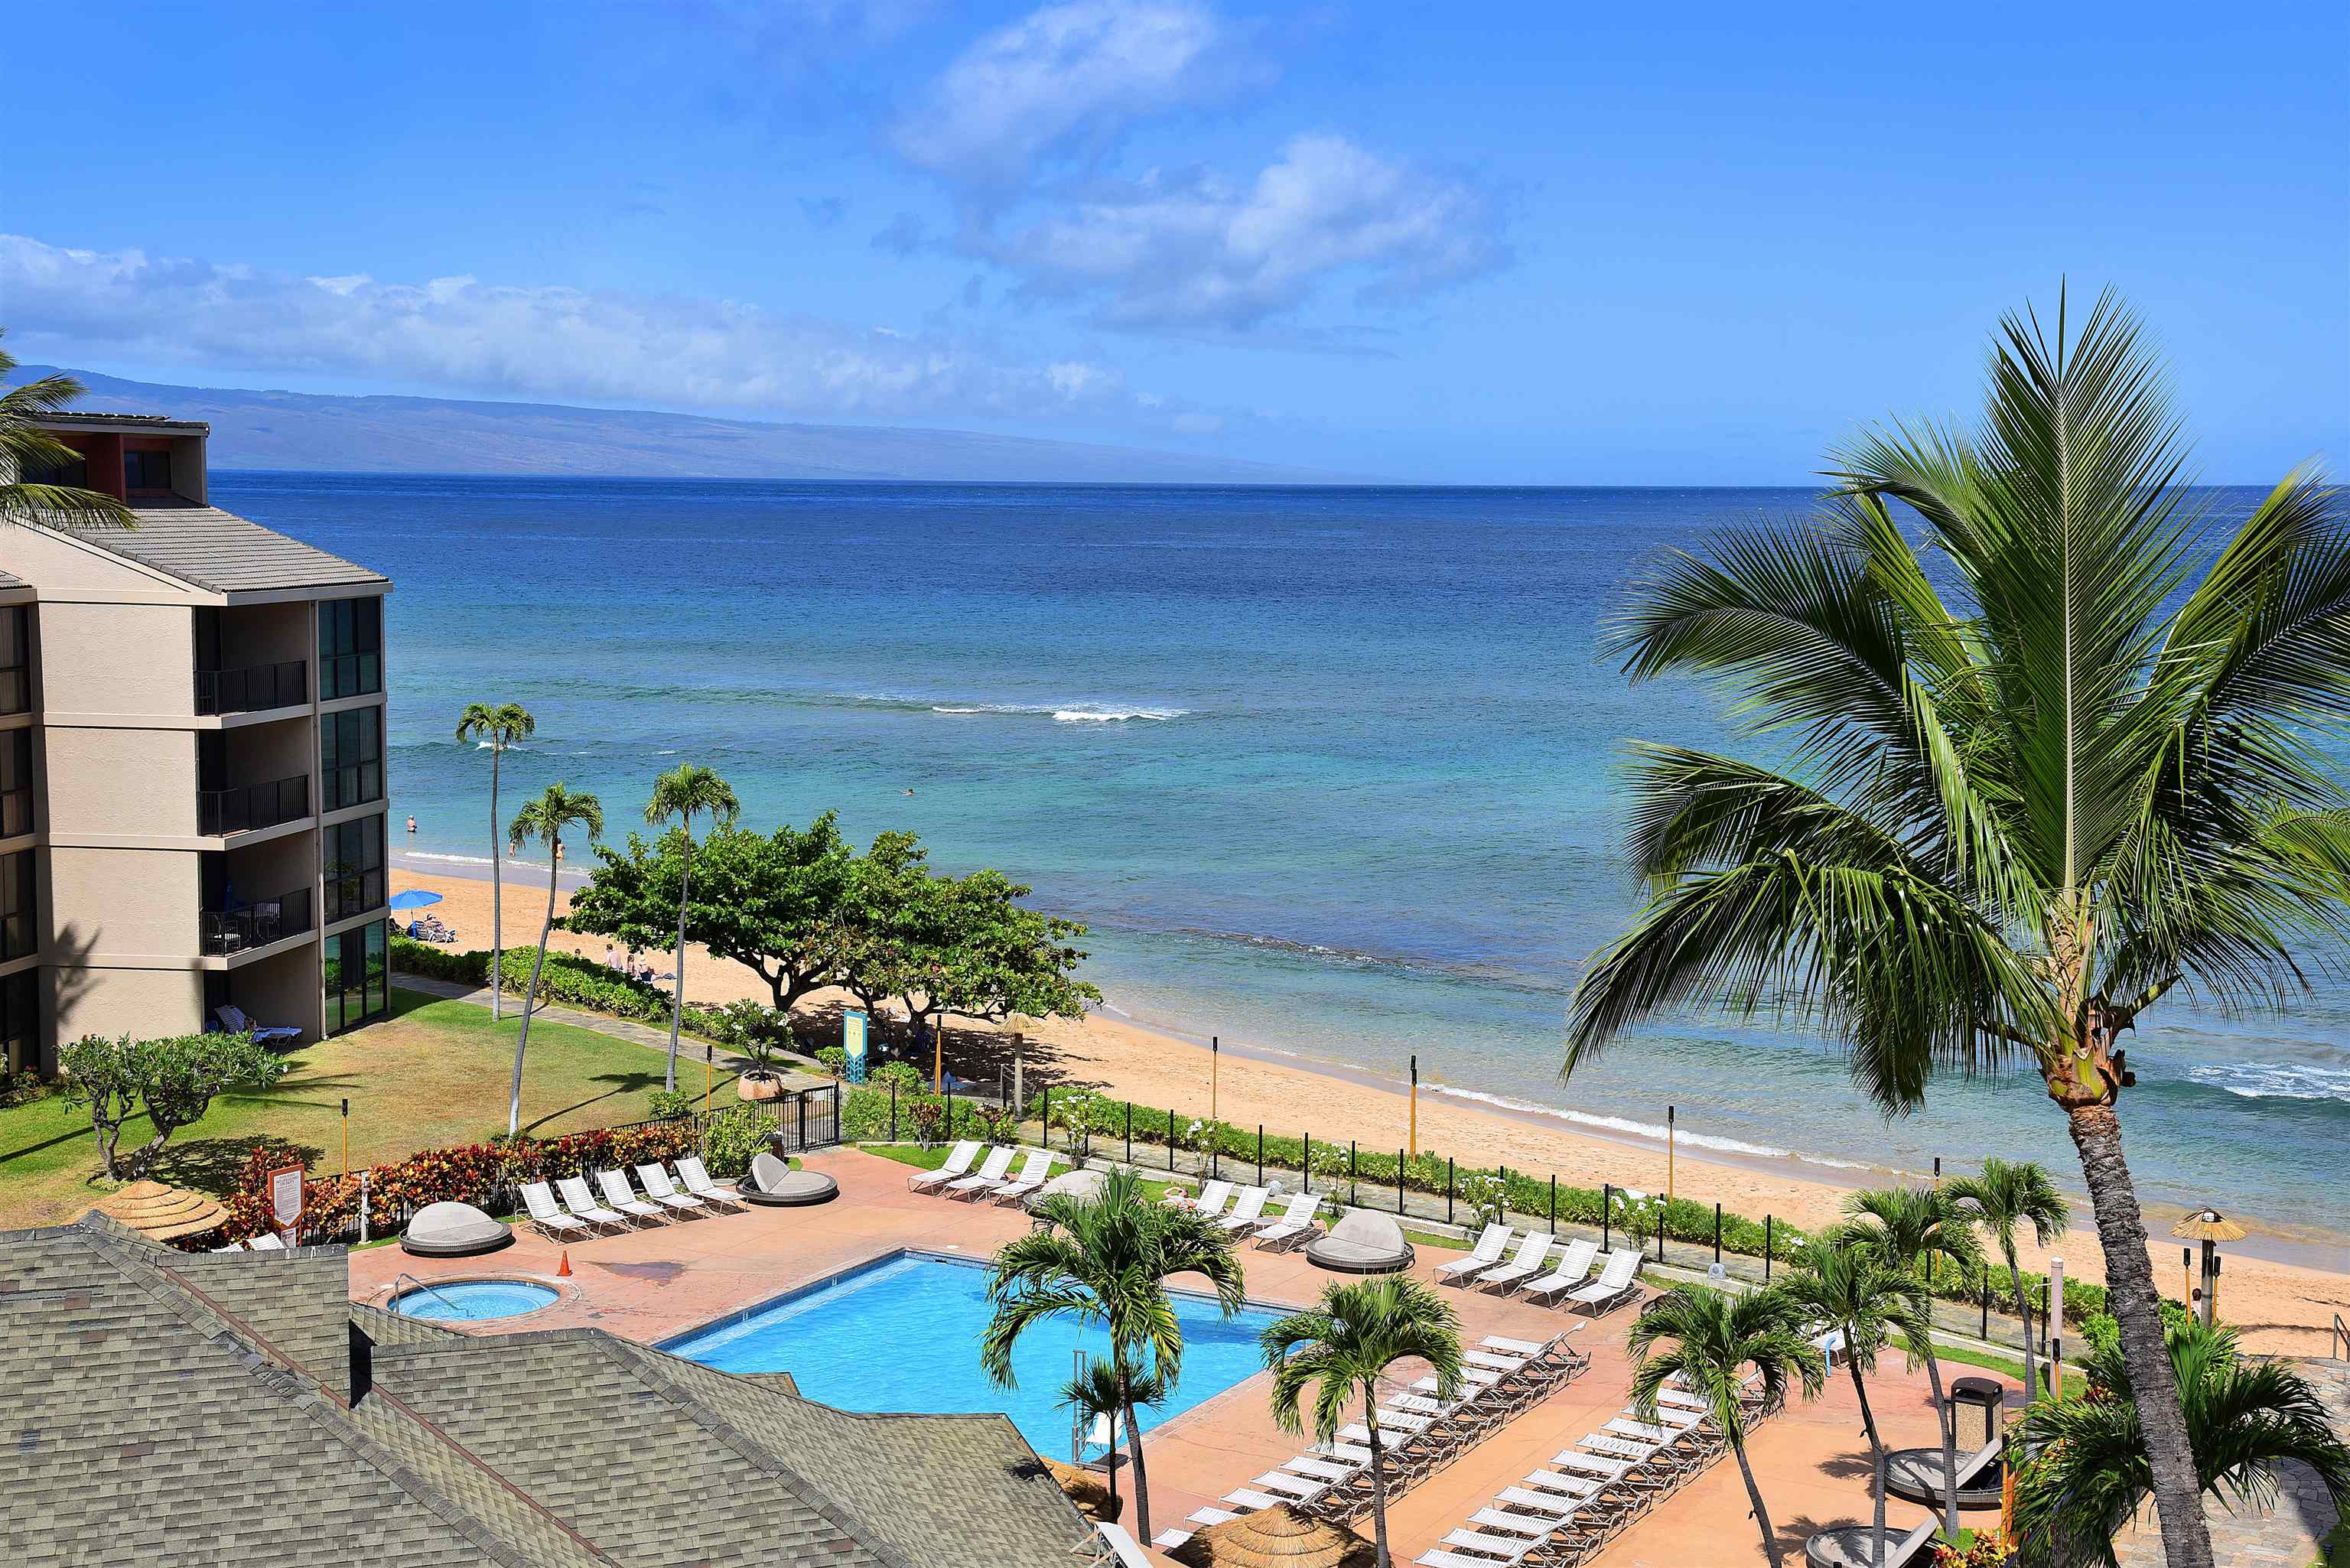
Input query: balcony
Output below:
<box><xmin>196</xmin><ymin>659</ymin><xmax>307</xmax><ymax>716</ymax></box>
<box><xmin>201</xmin><ymin>886</ymin><xmax>314</xmax><ymax>957</ymax></box>
<box><xmin>199</xmin><ymin>774</ymin><xmax>309</xmax><ymax>836</ymax></box>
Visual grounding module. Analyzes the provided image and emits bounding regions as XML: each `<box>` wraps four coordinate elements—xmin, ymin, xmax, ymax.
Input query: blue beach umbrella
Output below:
<box><xmin>387</xmin><ymin>889</ymin><xmax>444</xmax><ymax>911</ymax></box>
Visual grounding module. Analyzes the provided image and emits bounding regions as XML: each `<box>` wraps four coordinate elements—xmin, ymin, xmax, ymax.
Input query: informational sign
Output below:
<box><xmin>269</xmin><ymin>1166</ymin><xmax>304</xmax><ymax>1244</ymax></box>
<box><xmin>842</xmin><ymin>1010</ymin><xmax>869</xmax><ymax>1085</ymax></box>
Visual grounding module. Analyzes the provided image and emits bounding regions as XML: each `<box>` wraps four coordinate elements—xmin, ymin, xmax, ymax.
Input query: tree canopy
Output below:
<box><xmin>62</xmin><ymin>1030</ymin><xmax>292</xmax><ymax>1179</ymax></box>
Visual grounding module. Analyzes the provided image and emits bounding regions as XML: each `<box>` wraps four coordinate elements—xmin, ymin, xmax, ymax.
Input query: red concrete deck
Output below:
<box><xmin>350</xmin><ymin>1148</ymin><xmax>2016</xmax><ymax>1565</ymax></box>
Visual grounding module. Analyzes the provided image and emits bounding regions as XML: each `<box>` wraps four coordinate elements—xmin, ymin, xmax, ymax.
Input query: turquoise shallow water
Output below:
<box><xmin>391</xmin><ymin>1280</ymin><xmax>559</xmax><ymax>1321</ymax></box>
<box><xmin>660</xmin><ymin>1252</ymin><xmax>1282</xmax><ymax>1453</ymax></box>
<box><xmin>213</xmin><ymin>473</ymin><xmax>2350</xmax><ymax>1233</ymax></box>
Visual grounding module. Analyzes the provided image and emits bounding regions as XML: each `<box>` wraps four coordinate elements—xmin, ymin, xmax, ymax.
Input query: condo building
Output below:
<box><xmin>0</xmin><ymin>412</ymin><xmax>391</xmax><ymax>1074</ymax></box>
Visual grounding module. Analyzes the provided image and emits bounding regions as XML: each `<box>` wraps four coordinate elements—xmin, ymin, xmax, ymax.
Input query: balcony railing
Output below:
<box><xmin>200</xmin><ymin>886</ymin><xmax>314</xmax><ymax>956</ymax></box>
<box><xmin>198</xmin><ymin>774</ymin><xmax>309</xmax><ymax>836</ymax></box>
<box><xmin>196</xmin><ymin>659</ymin><xmax>307</xmax><ymax>716</ymax></box>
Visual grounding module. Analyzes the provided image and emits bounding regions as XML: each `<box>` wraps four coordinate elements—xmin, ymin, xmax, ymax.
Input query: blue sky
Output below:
<box><xmin>4</xmin><ymin>2</ymin><xmax>2342</xmax><ymax>482</ymax></box>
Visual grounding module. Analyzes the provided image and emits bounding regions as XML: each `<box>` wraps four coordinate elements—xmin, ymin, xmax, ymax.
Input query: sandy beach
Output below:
<box><xmin>390</xmin><ymin>856</ymin><xmax>2350</xmax><ymax>1354</ymax></box>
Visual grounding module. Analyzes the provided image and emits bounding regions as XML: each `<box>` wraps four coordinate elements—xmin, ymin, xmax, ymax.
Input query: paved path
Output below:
<box><xmin>2114</xmin><ymin>1355</ymin><xmax>2350</xmax><ymax>1567</ymax></box>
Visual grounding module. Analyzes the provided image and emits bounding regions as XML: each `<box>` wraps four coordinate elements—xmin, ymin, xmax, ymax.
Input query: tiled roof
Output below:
<box><xmin>0</xmin><ymin>1215</ymin><xmax>1097</xmax><ymax>1568</ymax></box>
<box><xmin>47</xmin><ymin>500</ymin><xmax>386</xmax><ymax>595</ymax></box>
<box><xmin>33</xmin><ymin>412</ymin><xmax>208</xmax><ymax>430</ymax></box>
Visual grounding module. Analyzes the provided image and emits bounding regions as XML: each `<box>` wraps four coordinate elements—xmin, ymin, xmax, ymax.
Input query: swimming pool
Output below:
<box><xmin>391</xmin><ymin>1279</ymin><xmax>559</xmax><ymax>1320</ymax></box>
<box><xmin>660</xmin><ymin>1251</ymin><xmax>1284</xmax><ymax>1455</ymax></box>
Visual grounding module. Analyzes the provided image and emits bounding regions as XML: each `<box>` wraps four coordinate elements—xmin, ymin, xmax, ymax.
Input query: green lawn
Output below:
<box><xmin>0</xmin><ymin>986</ymin><xmax>740</xmax><ymax>1230</ymax></box>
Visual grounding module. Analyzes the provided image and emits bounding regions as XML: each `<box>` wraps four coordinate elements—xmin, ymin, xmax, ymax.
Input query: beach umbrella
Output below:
<box><xmin>90</xmin><ymin>1180</ymin><xmax>229</xmax><ymax>1243</ymax></box>
<box><xmin>387</xmin><ymin>889</ymin><xmax>444</xmax><ymax>910</ymax></box>
<box><xmin>2169</xmin><ymin>1208</ymin><xmax>2246</xmax><ymax>1327</ymax></box>
<box><xmin>1168</xmin><ymin>1503</ymin><xmax>1375</xmax><ymax>1568</ymax></box>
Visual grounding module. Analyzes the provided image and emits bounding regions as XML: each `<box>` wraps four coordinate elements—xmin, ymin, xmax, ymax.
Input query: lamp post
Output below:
<box><xmin>1665</xmin><ymin>1104</ymin><xmax>1675</xmax><ymax>1207</ymax></box>
<box><xmin>1408</xmin><ymin>1054</ymin><xmax>1418</xmax><ymax>1160</ymax></box>
<box><xmin>1209</xmin><ymin>1035</ymin><xmax>1219</xmax><ymax>1122</ymax></box>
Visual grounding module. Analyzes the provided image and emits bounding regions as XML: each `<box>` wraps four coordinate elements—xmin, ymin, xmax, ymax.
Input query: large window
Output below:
<box><xmin>319</xmin><ymin>597</ymin><xmax>382</xmax><ymax>700</ymax></box>
<box><xmin>1</xmin><ymin>969</ymin><xmax>33</xmax><ymax>1077</ymax></box>
<box><xmin>324</xmin><ymin>813</ymin><xmax>386</xmax><ymax>922</ymax></box>
<box><xmin>0</xmin><ymin>730</ymin><xmax>30</xmax><ymax>840</ymax></box>
<box><xmin>0</xmin><ymin>851</ymin><xmax>34</xmax><ymax>963</ymax></box>
<box><xmin>123</xmin><ymin>449</ymin><xmax>173</xmax><ymax>492</ymax></box>
<box><xmin>321</xmin><ymin>706</ymin><xmax>383</xmax><ymax>812</ymax></box>
<box><xmin>324</xmin><ymin>919</ymin><xmax>388</xmax><ymax>1034</ymax></box>
<box><xmin>0</xmin><ymin>606</ymin><xmax>28</xmax><ymax>715</ymax></box>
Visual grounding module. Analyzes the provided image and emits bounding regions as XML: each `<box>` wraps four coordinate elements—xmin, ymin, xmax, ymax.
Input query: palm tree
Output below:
<box><xmin>1562</xmin><ymin>288</ymin><xmax>2350</xmax><ymax>1568</ymax></box>
<box><xmin>1839</xmin><ymin>1186</ymin><xmax>1981</xmax><ymax>1540</ymax></box>
<box><xmin>1945</xmin><ymin>1157</ymin><xmax>2070</xmax><ymax>1400</ymax></box>
<box><xmin>1626</xmin><ymin>1284</ymin><xmax>1826</xmax><ymax>1568</ymax></box>
<box><xmin>454</xmin><ymin>702</ymin><xmax>535</xmax><ymax>1021</ymax></box>
<box><xmin>1261</xmin><ymin>1277</ymin><xmax>1464</xmax><ymax>1568</ymax></box>
<box><xmin>2013</xmin><ymin>1319</ymin><xmax>2350</xmax><ymax>1568</ymax></box>
<box><xmin>981</xmin><ymin>1166</ymin><xmax>1245</xmax><ymax>1545</ymax></box>
<box><xmin>1057</xmin><ymin>1353</ymin><xmax>1164</xmax><ymax>1521</ymax></box>
<box><xmin>643</xmin><ymin>763</ymin><xmax>739</xmax><ymax>1093</ymax></box>
<box><xmin>1782</xmin><ymin>1244</ymin><xmax>1932</xmax><ymax>1566</ymax></box>
<box><xmin>504</xmin><ymin>783</ymin><xmax>602</xmax><ymax>1136</ymax></box>
<box><xmin>2</xmin><ymin>335</ymin><xmax>136</xmax><ymax>529</ymax></box>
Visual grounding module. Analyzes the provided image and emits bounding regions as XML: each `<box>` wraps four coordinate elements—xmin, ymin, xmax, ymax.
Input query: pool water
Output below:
<box><xmin>392</xmin><ymin>1280</ymin><xmax>560</xmax><ymax>1321</ymax></box>
<box><xmin>661</xmin><ymin>1252</ymin><xmax>1284</xmax><ymax>1455</ymax></box>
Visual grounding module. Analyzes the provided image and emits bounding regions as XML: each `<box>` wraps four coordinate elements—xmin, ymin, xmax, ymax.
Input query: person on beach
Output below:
<box><xmin>604</xmin><ymin>944</ymin><xmax>620</xmax><ymax>971</ymax></box>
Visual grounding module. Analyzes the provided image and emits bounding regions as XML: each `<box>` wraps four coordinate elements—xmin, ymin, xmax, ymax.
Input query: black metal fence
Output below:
<box><xmin>200</xmin><ymin>886</ymin><xmax>314</xmax><ymax>955</ymax></box>
<box><xmin>198</xmin><ymin>773</ymin><xmax>309</xmax><ymax>834</ymax></box>
<box><xmin>195</xmin><ymin>659</ymin><xmax>307</xmax><ymax>715</ymax></box>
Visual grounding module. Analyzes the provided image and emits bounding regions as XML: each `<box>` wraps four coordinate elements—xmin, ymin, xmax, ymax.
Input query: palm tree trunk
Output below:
<box><xmin>488</xmin><ymin>747</ymin><xmax>503</xmax><ymax>1022</ymax></box>
<box><xmin>1364</xmin><ymin>1399</ymin><xmax>1393</xmax><ymax>1568</ymax></box>
<box><xmin>1918</xmin><ymin>1342</ymin><xmax>1961</xmax><ymax>1539</ymax></box>
<box><xmin>509</xmin><ymin>843</ymin><xmax>558</xmax><ymax>1137</ymax></box>
<box><xmin>2067</xmin><ymin>1103</ymin><xmax>2215</xmax><ymax>1568</ymax></box>
<box><xmin>1847</xmin><ymin>1357</ymin><xmax>1886</xmax><ymax>1567</ymax></box>
<box><xmin>1730</xmin><ymin>1434</ymin><xmax>1782</xmax><ymax>1568</ymax></box>
<box><xmin>1121</xmin><ymin>1397</ymin><xmax>1152</xmax><ymax>1546</ymax></box>
<box><xmin>2007</xmin><ymin>1253</ymin><xmax>2038</xmax><ymax>1401</ymax></box>
<box><xmin>666</xmin><ymin>838</ymin><xmax>692</xmax><ymax>1092</ymax></box>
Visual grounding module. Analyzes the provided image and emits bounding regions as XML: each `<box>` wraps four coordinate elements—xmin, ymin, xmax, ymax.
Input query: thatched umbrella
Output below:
<box><xmin>90</xmin><ymin>1181</ymin><xmax>228</xmax><ymax>1244</ymax></box>
<box><xmin>1042</xmin><ymin>1458</ymin><xmax>1120</xmax><ymax>1524</ymax></box>
<box><xmin>2169</xmin><ymin>1208</ymin><xmax>2246</xmax><ymax>1326</ymax></box>
<box><xmin>1168</xmin><ymin>1503</ymin><xmax>1377</xmax><ymax>1568</ymax></box>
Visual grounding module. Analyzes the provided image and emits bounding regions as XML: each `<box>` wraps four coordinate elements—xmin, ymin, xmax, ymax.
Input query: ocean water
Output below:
<box><xmin>212</xmin><ymin>472</ymin><xmax>2350</xmax><ymax>1233</ymax></box>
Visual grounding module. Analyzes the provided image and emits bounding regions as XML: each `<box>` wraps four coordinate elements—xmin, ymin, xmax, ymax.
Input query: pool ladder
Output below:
<box><xmin>391</xmin><ymin>1273</ymin><xmax>464</xmax><ymax>1319</ymax></box>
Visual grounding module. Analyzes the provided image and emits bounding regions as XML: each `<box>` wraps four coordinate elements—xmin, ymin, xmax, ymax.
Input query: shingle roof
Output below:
<box><xmin>46</xmin><ymin>500</ymin><xmax>386</xmax><ymax>595</ymax></box>
<box><xmin>1</xmin><ymin>1215</ymin><xmax>1097</xmax><ymax>1568</ymax></box>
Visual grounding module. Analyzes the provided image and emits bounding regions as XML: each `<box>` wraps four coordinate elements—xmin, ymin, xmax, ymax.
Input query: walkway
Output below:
<box><xmin>2114</xmin><ymin>1355</ymin><xmax>2350</xmax><ymax>1567</ymax></box>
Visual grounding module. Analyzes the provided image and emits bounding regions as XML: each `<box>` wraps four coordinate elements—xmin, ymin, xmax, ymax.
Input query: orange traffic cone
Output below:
<box><xmin>557</xmin><ymin>1250</ymin><xmax>571</xmax><ymax>1277</ymax></box>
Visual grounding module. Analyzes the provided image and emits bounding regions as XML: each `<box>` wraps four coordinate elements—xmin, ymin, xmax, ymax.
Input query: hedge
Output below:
<box><xmin>391</xmin><ymin>934</ymin><xmax>749</xmax><ymax>1043</ymax></box>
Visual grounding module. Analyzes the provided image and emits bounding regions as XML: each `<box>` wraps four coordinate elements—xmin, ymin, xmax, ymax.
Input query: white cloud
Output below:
<box><xmin>894</xmin><ymin>1</ymin><xmax>1251</xmax><ymax>189</ymax></box>
<box><xmin>994</xmin><ymin>134</ymin><xmax>1502</xmax><ymax>331</ymax></box>
<box><xmin>0</xmin><ymin>234</ymin><xmax>1172</xmax><ymax>425</ymax></box>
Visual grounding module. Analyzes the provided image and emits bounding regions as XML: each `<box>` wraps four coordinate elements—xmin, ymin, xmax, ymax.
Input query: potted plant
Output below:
<box><xmin>728</xmin><ymin>1006</ymin><xmax>791</xmax><ymax>1102</ymax></box>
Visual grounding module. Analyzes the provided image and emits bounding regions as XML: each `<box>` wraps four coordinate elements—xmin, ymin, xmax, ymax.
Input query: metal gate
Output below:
<box><xmin>770</xmin><ymin>1082</ymin><xmax>841</xmax><ymax>1153</ymax></box>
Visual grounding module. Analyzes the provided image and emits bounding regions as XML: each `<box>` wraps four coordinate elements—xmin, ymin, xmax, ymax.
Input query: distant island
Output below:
<box><xmin>9</xmin><ymin>366</ymin><xmax>1362</xmax><ymax>485</ymax></box>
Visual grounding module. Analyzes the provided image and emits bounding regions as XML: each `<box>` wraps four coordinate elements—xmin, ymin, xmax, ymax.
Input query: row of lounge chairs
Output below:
<box><xmin>1434</xmin><ymin>1226</ymin><xmax>1646</xmax><ymax>1315</ymax></box>
<box><xmin>1154</xmin><ymin>1332</ymin><xmax>1590</xmax><ymax>1553</ymax></box>
<box><xmin>520</xmin><ymin>1160</ymin><xmax>747</xmax><ymax>1238</ymax></box>
<box><xmin>1417</xmin><ymin>1365</ymin><xmax>1781</xmax><ymax>1567</ymax></box>
<box><xmin>1165</xmin><ymin>1178</ymin><xmax>1326</xmax><ymax>1251</ymax></box>
<box><xmin>905</xmin><ymin>1140</ymin><xmax>1062</xmax><ymax>1205</ymax></box>
<box><xmin>212</xmin><ymin>1232</ymin><xmax>287</xmax><ymax>1252</ymax></box>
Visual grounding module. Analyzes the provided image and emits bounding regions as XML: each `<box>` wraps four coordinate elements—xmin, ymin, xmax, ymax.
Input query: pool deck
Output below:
<box><xmin>349</xmin><ymin>1147</ymin><xmax>2013</xmax><ymax>1566</ymax></box>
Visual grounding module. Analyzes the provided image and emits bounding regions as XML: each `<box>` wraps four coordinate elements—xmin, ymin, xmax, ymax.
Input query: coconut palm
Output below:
<box><xmin>1945</xmin><ymin>1157</ymin><xmax>2071</xmax><ymax>1400</ymax></box>
<box><xmin>1562</xmin><ymin>288</ymin><xmax>2350</xmax><ymax>1568</ymax></box>
<box><xmin>1057</xmin><ymin>1352</ymin><xmax>1164</xmax><ymax>1521</ymax></box>
<box><xmin>2013</xmin><ymin>1319</ymin><xmax>2350</xmax><ymax>1568</ymax></box>
<box><xmin>1838</xmin><ymin>1186</ymin><xmax>1981</xmax><ymax>1540</ymax></box>
<box><xmin>1261</xmin><ymin>1277</ymin><xmax>1464</xmax><ymax>1568</ymax></box>
<box><xmin>643</xmin><ymin>764</ymin><xmax>739</xmax><ymax>1092</ymax></box>
<box><xmin>1781</xmin><ymin>1243</ymin><xmax>1932</xmax><ymax>1566</ymax></box>
<box><xmin>0</xmin><ymin>335</ymin><xmax>136</xmax><ymax>529</ymax></box>
<box><xmin>454</xmin><ymin>701</ymin><xmax>535</xmax><ymax>1021</ymax></box>
<box><xmin>1626</xmin><ymin>1283</ymin><xmax>1826</xmax><ymax>1568</ymax></box>
<box><xmin>504</xmin><ymin>783</ymin><xmax>602</xmax><ymax>1136</ymax></box>
<box><xmin>981</xmin><ymin>1166</ymin><xmax>1244</xmax><ymax>1545</ymax></box>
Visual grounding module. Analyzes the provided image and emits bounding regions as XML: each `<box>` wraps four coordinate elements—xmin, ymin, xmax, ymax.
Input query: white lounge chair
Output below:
<box><xmin>1219</xmin><ymin>1485</ymin><xmax>1284</xmax><ymax>1512</ymax></box>
<box><xmin>675</xmin><ymin>1156</ymin><xmax>748</xmax><ymax>1211</ymax></box>
<box><xmin>1089</xmin><ymin>1523</ymin><xmax>1158</xmax><ymax>1568</ymax></box>
<box><xmin>1435</xmin><ymin>1222</ymin><xmax>1513</xmax><ymax>1283</ymax></box>
<box><xmin>908</xmin><ymin>1140</ymin><xmax>982</xmax><ymax>1192</ymax></box>
<box><xmin>987</xmin><ymin>1149</ymin><xmax>1056</xmax><ymax>1205</ymax></box>
<box><xmin>597</xmin><ymin>1168</ymin><xmax>669</xmax><ymax>1225</ymax></box>
<box><xmin>1212</xmin><ymin>1186</ymin><xmax>1271</xmax><ymax>1232</ymax></box>
<box><xmin>1252</xmin><ymin>1192</ymin><xmax>1322</xmax><ymax>1249</ymax></box>
<box><xmin>942</xmin><ymin>1145</ymin><xmax>1017</xmax><ymax>1199</ymax></box>
<box><xmin>1565</xmin><ymin>1248</ymin><xmax>1645</xmax><ymax>1315</ymax></box>
<box><xmin>519</xmin><ymin>1181</ymin><xmax>594</xmax><ymax>1239</ymax></box>
<box><xmin>247</xmin><ymin>1233</ymin><xmax>286</xmax><ymax>1251</ymax></box>
<box><xmin>557</xmin><ymin>1174</ymin><xmax>633</xmax><ymax>1230</ymax></box>
<box><xmin>1472</xmin><ymin>1231</ymin><xmax>1557</xmax><ymax>1293</ymax></box>
<box><xmin>214</xmin><ymin>1004</ymin><xmax>300</xmax><ymax>1045</ymax></box>
<box><xmin>1168</xmin><ymin>1177</ymin><xmax>1233</xmax><ymax>1215</ymax></box>
<box><xmin>1518</xmin><ymin>1238</ymin><xmax>1601</xmax><ymax>1303</ymax></box>
<box><xmin>634</xmin><ymin>1163</ymin><xmax>708</xmax><ymax>1215</ymax></box>
<box><xmin>210</xmin><ymin>1240</ymin><xmax>249</xmax><ymax>1253</ymax></box>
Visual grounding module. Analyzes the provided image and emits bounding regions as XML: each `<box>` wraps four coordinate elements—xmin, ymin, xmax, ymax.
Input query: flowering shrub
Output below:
<box><xmin>1459</xmin><ymin>1171</ymin><xmax>1508</xmax><ymax>1228</ymax></box>
<box><xmin>908</xmin><ymin>1100</ymin><xmax>947</xmax><ymax>1149</ymax></box>
<box><xmin>1932</xmin><ymin>1528</ymin><xmax>2007</xmax><ymax>1566</ymax></box>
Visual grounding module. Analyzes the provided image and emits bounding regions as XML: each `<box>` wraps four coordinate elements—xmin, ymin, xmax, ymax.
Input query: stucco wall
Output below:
<box><xmin>53</xmin><ymin>962</ymin><xmax>203</xmax><ymax>1045</ymax></box>
<box><xmin>36</xmin><ymin>602</ymin><xmax>192</xmax><ymax>718</ymax></box>
<box><xmin>50</xmin><ymin>846</ymin><xmax>198</xmax><ymax>959</ymax></box>
<box><xmin>44</xmin><ymin>727</ymin><xmax>198</xmax><ymax>838</ymax></box>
